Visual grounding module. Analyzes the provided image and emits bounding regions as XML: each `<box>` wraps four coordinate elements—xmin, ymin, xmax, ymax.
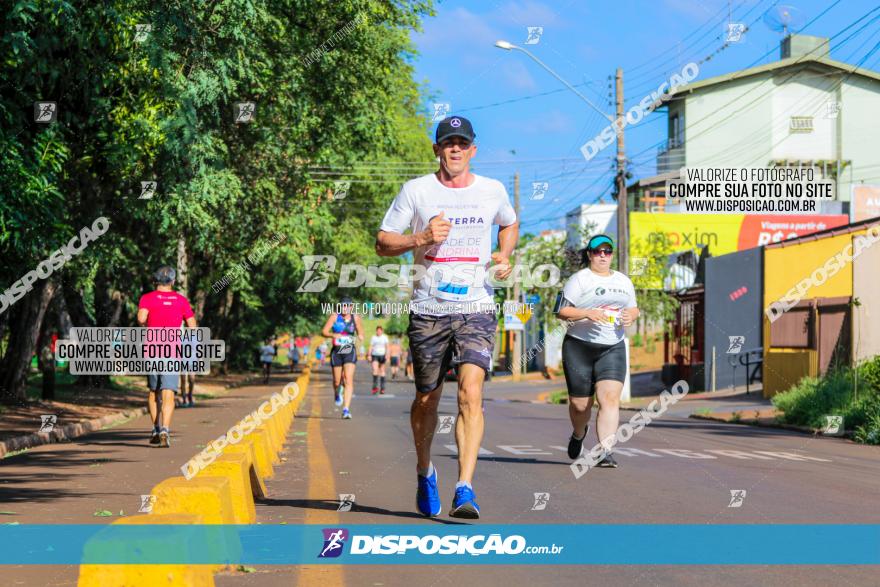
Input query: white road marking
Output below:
<box><xmin>654</xmin><ymin>449</ymin><xmax>717</xmax><ymax>459</ymax></box>
<box><xmin>497</xmin><ymin>445</ymin><xmax>553</xmax><ymax>456</ymax></box>
<box><xmin>705</xmin><ymin>449</ymin><xmax>774</xmax><ymax>460</ymax></box>
<box><xmin>444</xmin><ymin>445</ymin><xmax>494</xmax><ymax>455</ymax></box>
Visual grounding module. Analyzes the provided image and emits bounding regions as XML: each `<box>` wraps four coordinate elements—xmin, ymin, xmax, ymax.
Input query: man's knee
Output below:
<box><xmin>414</xmin><ymin>391</ymin><xmax>441</xmax><ymax>413</ymax></box>
<box><xmin>457</xmin><ymin>383</ymin><xmax>482</xmax><ymax>410</ymax></box>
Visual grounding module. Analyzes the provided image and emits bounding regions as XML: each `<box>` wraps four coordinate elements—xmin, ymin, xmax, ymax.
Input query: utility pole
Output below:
<box><xmin>615</xmin><ymin>68</ymin><xmax>628</xmax><ymax>274</ymax></box>
<box><xmin>512</xmin><ymin>171</ymin><xmax>522</xmax><ymax>381</ymax></box>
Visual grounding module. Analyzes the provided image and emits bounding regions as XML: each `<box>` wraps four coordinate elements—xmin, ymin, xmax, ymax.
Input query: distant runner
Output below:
<box><xmin>321</xmin><ymin>297</ymin><xmax>364</xmax><ymax>419</ymax></box>
<box><xmin>389</xmin><ymin>337</ymin><xmax>402</xmax><ymax>380</ymax></box>
<box><xmin>260</xmin><ymin>338</ymin><xmax>276</xmax><ymax>384</ymax></box>
<box><xmin>370</xmin><ymin>326</ymin><xmax>390</xmax><ymax>395</ymax></box>
<box><xmin>137</xmin><ymin>266</ymin><xmax>196</xmax><ymax>448</ymax></box>
<box><xmin>555</xmin><ymin>234</ymin><xmax>639</xmax><ymax>469</ymax></box>
<box><xmin>376</xmin><ymin>115</ymin><xmax>518</xmax><ymax>518</ymax></box>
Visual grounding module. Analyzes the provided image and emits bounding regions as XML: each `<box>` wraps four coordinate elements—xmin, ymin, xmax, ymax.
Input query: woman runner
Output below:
<box><xmin>555</xmin><ymin>234</ymin><xmax>639</xmax><ymax>469</ymax></box>
<box><xmin>321</xmin><ymin>297</ymin><xmax>364</xmax><ymax>419</ymax></box>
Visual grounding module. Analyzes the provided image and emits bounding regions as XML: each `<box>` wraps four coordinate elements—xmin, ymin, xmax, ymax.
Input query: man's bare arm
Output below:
<box><xmin>497</xmin><ymin>221</ymin><xmax>519</xmax><ymax>258</ymax></box>
<box><xmin>375</xmin><ymin>230</ymin><xmax>427</xmax><ymax>257</ymax></box>
<box><xmin>375</xmin><ymin>212</ymin><xmax>452</xmax><ymax>257</ymax></box>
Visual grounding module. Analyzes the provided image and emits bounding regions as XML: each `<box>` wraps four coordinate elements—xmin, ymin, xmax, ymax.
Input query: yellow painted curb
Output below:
<box><xmin>262</xmin><ymin>416</ymin><xmax>284</xmax><ymax>456</ymax></box>
<box><xmin>150</xmin><ymin>477</ymin><xmax>236</xmax><ymax>524</ymax></box>
<box><xmin>255</xmin><ymin>416</ymin><xmax>280</xmax><ymax>459</ymax></box>
<box><xmin>77</xmin><ymin>513</ymin><xmax>214</xmax><ymax>587</ymax></box>
<box><xmin>247</xmin><ymin>428</ymin><xmax>275</xmax><ymax>479</ymax></box>
<box><xmin>224</xmin><ymin>440</ymin><xmax>268</xmax><ymax>499</ymax></box>
<box><xmin>275</xmin><ymin>401</ymin><xmax>291</xmax><ymax>433</ymax></box>
<box><xmin>198</xmin><ymin>452</ymin><xmax>256</xmax><ymax>524</ymax></box>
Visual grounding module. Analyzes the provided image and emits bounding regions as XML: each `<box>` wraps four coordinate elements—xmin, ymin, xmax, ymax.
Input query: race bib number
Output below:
<box><xmin>429</xmin><ymin>267</ymin><xmax>479</xmax><ymax>303</ymax></box>
<box><xmin>334</xmin><ymin>335</ymin><xmax>353</xmax><ymax>347</ymax></box>
<box><xmin>603</xmin><ymin>309</ymin><xmax>622</xmax><ymax>326</ymax></box>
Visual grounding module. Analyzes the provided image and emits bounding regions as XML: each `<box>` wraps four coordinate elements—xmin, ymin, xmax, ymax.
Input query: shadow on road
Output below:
<box><xmin>257</xmin><ymin>498</ymin><xmax>470</xmax><ymax>524</ymax></box>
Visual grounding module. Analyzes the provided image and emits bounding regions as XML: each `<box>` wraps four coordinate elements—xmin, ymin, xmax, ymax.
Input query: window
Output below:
<box><xmin>790</xmin><ymin>116</ymin><xmax>813</xmax><ymax>133</ymax></box>
<box><xmin>671</xmin><ymin>114</ymin><xmax>683</xmax><ymax>147</ymax></box>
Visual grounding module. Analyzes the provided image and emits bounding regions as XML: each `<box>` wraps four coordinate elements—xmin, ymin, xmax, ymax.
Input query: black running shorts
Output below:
<box><xmin>561</xmin><ymin>336</ymin><xmax>627</xmax><ymax>397</ymax></box>
<box><xmin>330</xmin><ymin>346</ymin><xmax>357</xmax><ymax>367</ymax></box>
<box><xmin>371</xmin><ymin>354</ymin><xmax>386</xmax><ymax>365</ymax></box>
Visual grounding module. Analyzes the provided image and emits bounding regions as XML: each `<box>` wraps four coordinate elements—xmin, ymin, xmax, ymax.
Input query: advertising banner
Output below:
<box><xmin>852</xmin><ymin>185</ymin><xmax>880</xmax><ymax>222</ymax></box>
<box><xmin>630</xmin><ymin>213</ymin><xmax>849</xmax><ymax>258</ymax></box>
<box><xmin>629</xmin><ymin>213</ymin><xmax>848</xmax><ymax>289</ymax></box>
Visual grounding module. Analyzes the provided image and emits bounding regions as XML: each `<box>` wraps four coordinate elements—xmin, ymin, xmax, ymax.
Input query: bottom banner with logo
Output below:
<box><xmin>2</xmin><ymin>524</ymin><xmax>878</xmax><ymax>565</ymax></box>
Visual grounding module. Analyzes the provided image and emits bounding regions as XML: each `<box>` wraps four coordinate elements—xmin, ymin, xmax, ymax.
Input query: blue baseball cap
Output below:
<box><xmin>587</xmin><ymin>235</ymin><xmax>614</xmax><ymax>250</ymax></box>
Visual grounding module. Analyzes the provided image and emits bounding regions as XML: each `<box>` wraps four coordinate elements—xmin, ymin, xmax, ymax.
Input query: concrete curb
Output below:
<box><xmin>76</xmin><ymin>364</ymin><xmax>314</xmax><ymax>585</ymax></box>
<box><xmin>0</xmin><ymin>406</ymin><xmax>148</xmax><ymax>459</ymax></box>
<box><xmin>689</xmin><ymin>413</ymin><xmax>854</xmax><ymax>439</ymax></box>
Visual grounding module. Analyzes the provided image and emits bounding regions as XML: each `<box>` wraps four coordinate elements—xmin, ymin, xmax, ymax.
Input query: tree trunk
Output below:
<box><xmin>62</xmin><ymin>277</ymin><xmax>93</xmax><ymax>329</ymax></box>
<box><xmin>0</xmin><ymin>280</ymin><xmax>57</xmax><ymax>404</ymax></box>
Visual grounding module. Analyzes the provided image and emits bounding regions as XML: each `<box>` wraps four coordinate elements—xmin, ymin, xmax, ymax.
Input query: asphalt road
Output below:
<box><xmin>2</xmin><ymin>362</ymin><xmax>877</xmax><ymax>586</ymax></box>
<box><xmin>218</xmin><ymin>363</ymin><xmax>880</xmax><ymax>587</ymax></box>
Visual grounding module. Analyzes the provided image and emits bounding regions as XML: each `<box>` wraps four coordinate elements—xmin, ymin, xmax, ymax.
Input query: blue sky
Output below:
<box><xmin>410</xmin><ymin>0</ymin><xmax>880</xmax><ymax>234</ymax></box>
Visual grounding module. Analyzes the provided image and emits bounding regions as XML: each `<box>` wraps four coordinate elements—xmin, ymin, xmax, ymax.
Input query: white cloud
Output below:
<box><xmin>416</xmin><ymin>7</ymin><xmax>501</xmax><ymax>50</ymax></box>
<box><xmin>493</xmin><ymin>1</ymin><xmax>566</xmax><ymax>28</ymax></box>
<box><xmin>500</xmin><ymin>59</ymin><xmax>539</xmax><ymax>91</ymax></box>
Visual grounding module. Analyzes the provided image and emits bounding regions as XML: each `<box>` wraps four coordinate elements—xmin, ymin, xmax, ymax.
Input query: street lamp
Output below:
<box><xmin>494</xmin><ymin>39</ymin><xmax>612</xmax><ymax>122</ymax></box>
<box><xmin>495</xmin><ymin>38</ymin><xmax>628</xmax><ymax>276</ymax></box>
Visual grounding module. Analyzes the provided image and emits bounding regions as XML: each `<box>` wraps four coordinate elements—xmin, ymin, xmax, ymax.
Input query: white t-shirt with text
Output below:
<box><xmin>370</xmin><ymin>334</ymin><xmax>389</xmax><ymax>356</ymax></box>
<box><xmin>380</xmin><ymin>173</ymin><xmax>517</xmax><ymax>316</ymax></box>
<box><xmin>560</xmin><ymin>269</ymin><xmax>637</xmax><ymax>345</ymax></box>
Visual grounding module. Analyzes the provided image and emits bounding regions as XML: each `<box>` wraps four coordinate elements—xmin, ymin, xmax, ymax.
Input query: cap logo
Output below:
<box><xmin>450</xmin><ymin>118</ymin><xmax>461</xmax><ymax>128</ymax></box>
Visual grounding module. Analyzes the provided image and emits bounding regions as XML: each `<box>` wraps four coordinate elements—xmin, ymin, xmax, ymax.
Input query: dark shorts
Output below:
<box><xmin>330</xmin><ymin>347</ymin><xmax>357</xmax><ymax>367</ymax></box>
<box><xmin>371</xmin><ymin>354</ymin><xmax>386</xmax><ymax>365</ymax></box>
<box><xmin>407</xmin><ymin>312</ymin><xmax>497</xmax><ymax>393</ymax></box>
<box><xmin>147</xmin><ymin>373</ymin><xmax>179</xmax><ymax>393</ymax></box>
<box><xmin>562</xmin><ymin>336</ymin><xmax>627</xmax><ymax>397</ymax></box>
<box><xmin>390</xmin><ymin>356</ymin><xmax>400</xmax><ymax>367</ymax></box>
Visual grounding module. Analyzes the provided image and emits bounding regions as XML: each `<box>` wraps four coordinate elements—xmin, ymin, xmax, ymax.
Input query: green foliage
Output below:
<box><xmin>772</xmin><ymin>356</ymin><xmax>880</xmax><ymax>443</ymax></box>
<box><xmin>0</xmin><ymin>0</ymin><xmax>437</xmax><ymax>392</ymax></box>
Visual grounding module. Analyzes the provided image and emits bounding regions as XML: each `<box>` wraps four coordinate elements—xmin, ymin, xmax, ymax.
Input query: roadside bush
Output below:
<box><xmin>772</xmin><ymin>355</ymin><xmax>880</xmax><ymax>443</ymax></box>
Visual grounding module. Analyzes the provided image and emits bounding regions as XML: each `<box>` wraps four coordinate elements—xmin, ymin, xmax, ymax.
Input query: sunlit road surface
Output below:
<box><xmin>217</xmin><ymin>365</ymin><xmax>880</xmax><ymax>587</ymax></box>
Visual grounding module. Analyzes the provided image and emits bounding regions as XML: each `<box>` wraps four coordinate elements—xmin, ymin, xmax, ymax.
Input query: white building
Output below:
<box><xmin>565</xmin><ymin>203</ymin><xmax>617</xmax><ymax>250</ymax></box>
<box><xmin>654</xmin><ymin>34</ymin><xmax>880</xmax><ymax>217</ymax></box>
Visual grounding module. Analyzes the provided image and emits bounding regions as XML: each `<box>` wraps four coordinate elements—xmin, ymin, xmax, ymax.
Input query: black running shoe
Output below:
<box><xmin>597</xmin><ymin>453</ymin><xmax>618</xmax><ymax>468</ymax></box>
<box><xmin>567</xmin><ymin>425</ymin><xmax>589</xmax><ymax>460</ymax></box>
<box><xmin>149</xmin><ymin>429</ymin><xmax>161</xmax><ymax>445</ymax></box>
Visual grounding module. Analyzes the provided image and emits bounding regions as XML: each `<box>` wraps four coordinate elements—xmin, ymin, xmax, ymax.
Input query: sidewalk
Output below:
<box><xmin>0</xmin><ymin>371</ymin><xmax>264</xmax><ymax>457</ymax></box>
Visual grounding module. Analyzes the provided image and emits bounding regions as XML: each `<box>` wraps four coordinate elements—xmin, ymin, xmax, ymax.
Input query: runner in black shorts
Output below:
<box><xmin>321</xmin><ymin>297</ymin><xmax>363</xmax><ymax>419</ymax></box>
<box><xmin>376</xmin><ymin>115</ymin><xmax>519</xmax><ymax>519</ymax></box>
<box><xmin>556</xmin><ymin>234</ymin><xmax>639</xmax><ymax>469</ymax></box>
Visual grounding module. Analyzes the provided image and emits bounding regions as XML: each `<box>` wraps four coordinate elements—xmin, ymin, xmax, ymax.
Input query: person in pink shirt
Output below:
<box><xmin>137</xmin><ymin>266</ymin><xmax>197</xmax><ymax>448</ymax></box>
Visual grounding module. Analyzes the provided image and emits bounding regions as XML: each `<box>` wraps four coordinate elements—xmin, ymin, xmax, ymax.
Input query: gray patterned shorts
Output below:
<box><xmin>407</xmin><ymin>312</ymin><xmax>497</xmax><ymax>393</ymax></box>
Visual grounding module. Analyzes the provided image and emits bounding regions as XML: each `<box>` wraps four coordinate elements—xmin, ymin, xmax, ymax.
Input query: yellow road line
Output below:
<box><xmin>298</xmin><ymin>377</ymin><xmax>345</xmax><ymax>586</ymax></box>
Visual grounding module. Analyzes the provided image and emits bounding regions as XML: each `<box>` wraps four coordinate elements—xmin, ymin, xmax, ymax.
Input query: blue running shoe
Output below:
<box><xmin>416</xmin><ymin>467</ymin><xmax>441</xmax><ymax>517</ymax></box>
<box><xmin>450</xmin><ymin>485</ymin><xmax>480</xmax><ymax>519</ymax></box>
<box><xmin>335</xmin><ymin>385</ymin><xmax>343</xmax><ymax>406</ymax></box>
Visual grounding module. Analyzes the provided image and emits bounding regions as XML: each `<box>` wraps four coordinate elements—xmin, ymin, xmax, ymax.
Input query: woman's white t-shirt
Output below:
<box><xmin>560</xmin><ymin>269</ymin><xmax>637</xmax><ymax>345</ymax></box>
